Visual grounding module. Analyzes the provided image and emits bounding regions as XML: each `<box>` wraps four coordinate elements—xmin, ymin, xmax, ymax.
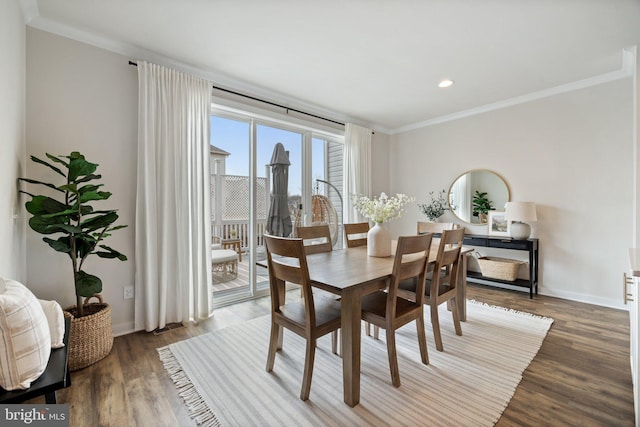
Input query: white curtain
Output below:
<box><xmin>452</xmin><ymin>173</ymin><xmax>471</xmax><ymax>222</ymax></box>
<box><xmin>135</xmin><ymin>61</ymin><xmax>213</xmax><ymax>332</ymax></box>
<box><xmin>343</xmin><ymin>123</ymin><xmax>372</xmax><ymax>223</ymax></box>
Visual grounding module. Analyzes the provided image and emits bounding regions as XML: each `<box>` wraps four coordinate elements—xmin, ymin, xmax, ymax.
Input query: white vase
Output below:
<box><xmin>367</xmin><ymin>222</ymin><xmax>392</xmax><ymax>257</ymax></box>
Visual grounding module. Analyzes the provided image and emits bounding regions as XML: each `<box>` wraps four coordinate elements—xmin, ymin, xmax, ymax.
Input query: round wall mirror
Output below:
<box><xmin>448</xmin><ymin>170</ymin><xmax>510</xmax><ymax>224</ymax></box>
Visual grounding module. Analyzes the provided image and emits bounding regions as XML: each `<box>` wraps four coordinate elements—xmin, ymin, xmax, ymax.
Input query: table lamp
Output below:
<box><xmin>505</xmin><ymin>201</ymin><xmax>537</xmax><ymax>240</ymax></box>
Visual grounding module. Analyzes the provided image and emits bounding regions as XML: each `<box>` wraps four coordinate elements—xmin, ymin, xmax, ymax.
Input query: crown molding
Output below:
<box><xmin>23</xmin><ymin>7</ymin><xmax>632</xmax><ymax>137</ymax></box>
<box><xmin>25</xmin><ymin>13</ymin><xmax>384</xmax><ymax>134</ymax></box>
<box><xmin>392</xmin><ymin>48</ymin><xmax>635</xmax><ymax>134</ymax></box>
<box><xmin>18</xmin><ymin>0</ymin><xmax>38</xmax><ymax>24</ymax></box>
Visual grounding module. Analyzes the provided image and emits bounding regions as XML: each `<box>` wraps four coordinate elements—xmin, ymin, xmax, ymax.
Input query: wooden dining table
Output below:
<box><xmin>258</xmin><ymin>241</ymin><xmax>473</xmax><ymax>407</ymax></box>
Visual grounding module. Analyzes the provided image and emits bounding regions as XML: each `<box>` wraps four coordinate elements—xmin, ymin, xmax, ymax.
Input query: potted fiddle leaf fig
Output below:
<box><xmin>472</xmin><ymin>190</ymin><xmax>495</xmax><ymax>223</ymax></box>
<box><xmin>20</xmin><ymin>151</ymin><xmax>127</xmax><ymax>370</ymax></box>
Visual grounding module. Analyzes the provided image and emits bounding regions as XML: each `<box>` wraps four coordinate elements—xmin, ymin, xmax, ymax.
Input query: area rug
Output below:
<box><xmin>158</xmin><ymin>301</ymin><xmax>553</xmax><ymax>427</ymax></box>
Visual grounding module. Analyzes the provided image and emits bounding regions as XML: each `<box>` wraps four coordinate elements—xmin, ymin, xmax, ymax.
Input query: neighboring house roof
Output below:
<box><xmin>210</xmin><ymin>145</ymin><xmax>230</xmax><ymax>156</ymax></box>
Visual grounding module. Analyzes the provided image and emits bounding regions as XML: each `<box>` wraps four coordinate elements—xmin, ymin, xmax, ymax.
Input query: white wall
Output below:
<box><xmin>389</xmin><ymin>77</ymin><xmax>634</xmax><ymax>308</ymax></box>
<box><xmin>26</xmin><ymin>28</ymin><xmax>137</xmax><ymax>335</ymax></box>
<box><xmin>371</xmin><ymin>131</ymin><xmax>390</xmax><ymax>195</ymax></box>
<box><xmin>0</xmin><ymin>2</ymin><xmax>26</xmax><ymax>281</ymax></box>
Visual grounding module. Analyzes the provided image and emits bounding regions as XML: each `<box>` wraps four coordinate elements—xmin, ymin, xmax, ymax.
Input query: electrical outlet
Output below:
<box><xmin>123</xmin><ymin>286</ymin><xmax>134</xmax><ymax>299</ymax></box>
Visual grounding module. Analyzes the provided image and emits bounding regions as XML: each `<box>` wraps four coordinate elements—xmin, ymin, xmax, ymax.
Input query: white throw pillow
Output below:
<box><xmin>38</xmin><ymin>299</ymin><xmax>65</xmax><ymax>349</ymax></box>
<box><xmin>0</xmin><ymin>278</ymin><xmax>51</xmax><ymax>390</ymax></box>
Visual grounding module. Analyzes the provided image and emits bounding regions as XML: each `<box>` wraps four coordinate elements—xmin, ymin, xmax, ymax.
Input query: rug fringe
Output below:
<box><xmin>158</xmin><ymin>347</ymin><xmax>222</xmax><ymax>427</ymax></box>
<box><xmin>468</xmin><ymin>299</ymin><xmax>554</xmax><ymax>324</ymax></box>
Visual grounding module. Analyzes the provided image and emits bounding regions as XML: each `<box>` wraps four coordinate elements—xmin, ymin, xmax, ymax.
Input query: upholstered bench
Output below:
<box><xmin>212</xmin><ymin>249</ymin><xmax>238</xmax><ymax>283</ymax></box>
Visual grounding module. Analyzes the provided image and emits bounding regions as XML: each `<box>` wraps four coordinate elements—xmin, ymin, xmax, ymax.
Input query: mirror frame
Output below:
<box><xmin>447</xmin><ymin>169</ymin><xmax>510</xmax><ymax>224</ymax></box>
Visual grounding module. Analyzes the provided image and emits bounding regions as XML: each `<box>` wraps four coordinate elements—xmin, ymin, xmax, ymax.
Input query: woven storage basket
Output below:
<box><xmin>476</xmin><ymin>256</ymin><xmax>524</xmax><ymax>281</ymax></box>
<box><xmin>64</xmin><ymin>294</ymin><xmax>113</xmax><ymax>371</ymax></box>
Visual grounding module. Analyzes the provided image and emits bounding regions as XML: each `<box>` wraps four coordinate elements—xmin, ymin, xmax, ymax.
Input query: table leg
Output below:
<box><xmin>457</xmin><ymin>253</ymin><xmax>468</xmax><ymax>322</ymax></box>
<box><xmin>340</xmin><ymin>289</ymin><xmax>361</xmax><ymax>407</ymax></box>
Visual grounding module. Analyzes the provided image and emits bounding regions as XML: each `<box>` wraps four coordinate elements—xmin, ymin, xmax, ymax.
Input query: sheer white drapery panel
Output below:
<box><xmin>135</xmin><ymin>61</ymin><xmax>213</xmax><ymax>332</ymax></box>
<box><xmin>343</xmin><ymin>123</ymin><xmax>372</xmax><ymax>223</ymax></box>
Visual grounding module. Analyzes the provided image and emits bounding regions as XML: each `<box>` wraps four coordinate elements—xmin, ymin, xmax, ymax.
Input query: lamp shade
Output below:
<box><xmin>505</xmin><ymin>202</ymin><xmax>537</xmax><ymax>222</ymax></box>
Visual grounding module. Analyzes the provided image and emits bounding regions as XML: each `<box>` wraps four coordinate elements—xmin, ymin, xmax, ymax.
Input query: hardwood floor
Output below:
<box><xmin>34</xmin><ymin>284</ymin><xmax>634</xmax><ymax>426</ymax></box>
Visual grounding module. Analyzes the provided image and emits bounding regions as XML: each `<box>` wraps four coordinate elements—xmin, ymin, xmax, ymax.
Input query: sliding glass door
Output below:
<box><xmin>210</xmin><ymin>111</ymin><xmax>343</xmax><ymax>307</ymax></box>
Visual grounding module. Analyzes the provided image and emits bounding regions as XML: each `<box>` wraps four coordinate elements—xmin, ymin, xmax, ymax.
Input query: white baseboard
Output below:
<box><xmin>468</xmin><ymin>279</ymin><xmax>628</xmax><ymax>311</ymax></box>
<box><xmin>112</xmin><ymin>322</ymin><xmax>138</xmax><ymax>337</ymax></box>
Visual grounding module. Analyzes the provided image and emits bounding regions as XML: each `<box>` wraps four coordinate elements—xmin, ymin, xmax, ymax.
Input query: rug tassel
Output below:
<box><xmin>468</xmin><ymin>299</ymin><xmax>554</xmax><ymax>323</ymax></box>
<box><xmin>158</xmin><ymin>347</ymin><xmax>222</xmax><ymax>427</ymax></box>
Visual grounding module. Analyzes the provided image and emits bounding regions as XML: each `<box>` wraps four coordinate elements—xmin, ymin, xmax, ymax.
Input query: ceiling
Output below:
<box><xmin>22</xmin><ymin>0</ymin><xmax>640</xmax><ymax>133</ymax></box>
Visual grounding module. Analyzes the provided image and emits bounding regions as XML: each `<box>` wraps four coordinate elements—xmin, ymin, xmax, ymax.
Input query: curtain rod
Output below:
<box><xmin>128</xmin><ymin>60</ymin><xmax>350</xmax><ymax>128</ymax></box>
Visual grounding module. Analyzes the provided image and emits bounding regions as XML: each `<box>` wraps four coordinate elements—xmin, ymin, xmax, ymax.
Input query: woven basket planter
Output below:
<box><xmin>476</xmin><ymin>256</ymin><xmax>524</xmax><ymax>282</ymax></box>
<box><xmin>63</xmin><ymin>294</ymin><xmax>113</xmax><ymax>371</ymax></box>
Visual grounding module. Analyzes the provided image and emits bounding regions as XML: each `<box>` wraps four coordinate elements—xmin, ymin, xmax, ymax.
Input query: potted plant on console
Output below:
<box><xmin>472</xmin><ymin>190</ymin><xmax>494</xmax><ymax>223</ymax></box>
<box><xmin>20</xmin><ymin>152</ymin><xmax>127</xmax><ymax>371</ymax></box>
<box><xmin>418</xmin><ymin>189</ymin><xmax>450</xmax><ymax>222</ymax></box>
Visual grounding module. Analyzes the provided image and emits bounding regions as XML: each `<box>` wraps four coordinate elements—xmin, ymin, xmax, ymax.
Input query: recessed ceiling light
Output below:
<box><xmin>438</xmin><ymin>79</ymin><xmax>454</xmax><ymax>88</ymax></box>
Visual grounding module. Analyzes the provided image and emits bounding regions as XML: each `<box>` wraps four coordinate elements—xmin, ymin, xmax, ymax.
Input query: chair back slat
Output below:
<box><xmin>296</xmin><ymin>224</ymin><xmax>333</xmax><ymax>254</ymax></box>
<box><xmin>388</xmin><ymin>234</ymin><xmax>433</xmax><ymax>311</ymax></box>
<box><xmin>431</xmin><ymin>228</ymin><xmax>465</xmax><ymax>291</ymax></box>
<box><xmin>264</xmin><ymin>235</ymin><xmax>316</xmax><ymax>326</ymax></box>
<box><xmin>344</xmin><ymin>222</ymin><xmax>370</xmax><ymax>248</ymax></box>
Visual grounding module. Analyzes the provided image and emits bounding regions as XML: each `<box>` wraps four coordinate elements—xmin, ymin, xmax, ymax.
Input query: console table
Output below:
<box><xmin>463</xmin><ymin>235</ymin><xmax>539</xmax><ymax>298</ymax></box>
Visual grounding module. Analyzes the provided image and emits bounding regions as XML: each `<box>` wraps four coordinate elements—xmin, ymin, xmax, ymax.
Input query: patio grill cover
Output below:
<box><xmin>266</xmin><ymin>143</ymin><xmax>292</xmax><ymax>237</ymax></box>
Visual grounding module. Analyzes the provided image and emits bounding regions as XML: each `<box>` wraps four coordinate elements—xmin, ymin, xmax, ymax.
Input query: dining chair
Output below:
<box><xmin>343</xmin><ymin>222</ymin><xmax>370</xmax><ymax>248</ymax></box>
<box><xmin>416</xmin><ymin>221</ymin><xmax>459</xmax><ymax>235</ymax></box>
<box><xmin>296</xmin><ymin>224</ymin><xmax>333</xmax><ymax>254</ymax></box>
<box><xmin>360</xmin><ymin>233</ymin><xmax>433</xmax><ymax>387</ymax></box>
<box><xmin>399</xmin><ymin>227</ymin><xmax>465</xmax><ymax>351</ymax></box>
<box><xmin>342</xmin><ymin>222</ymin><xmax>379</xmax><ymax>338</ymax></box>
<box><xmin>264</xmin><ymin>235</ymin><xmax>342</xmax><ymax>401</ymax></box>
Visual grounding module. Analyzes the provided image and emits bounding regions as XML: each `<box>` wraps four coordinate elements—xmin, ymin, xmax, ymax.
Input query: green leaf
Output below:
<box><xmin>75</xmin><ymin>174</ymin><xmax>102</xmax><ymax>184</ymax></box>
<box><xmin>30</xmin><ymin>155</ymin><xmax>66</xmax><ymax>177</ymax></box>
<box><xmin>45</xmin><ymin>153</ymin><xmax>69</xmax><ymax>168</ymax></box>
<box><xmin>43</xmin><ymin>236</ymin><xmax>72</xmax><ymax>253</ymax></box>
<box><xmin>79</xmin><ymin>190</ymin><xmax>111</xmax><ymax>203</ymax></box>
<box><xmin>25</xmin><ymin>195</ymin><xmax>69</xmax><ymax>215</ymax></box>
<box><xmin>77</xmin><ymin>184</ymin><xmax>102</xmax><ymax>194</ymax></box>
<box><xmin>81</xmin><ymin>212</ymin><xmax>118</xmax><ymax>231</ymax></box>
<box><xmin>97</xmin><ymin>244</ymin><xmax>128</xmax><ymax>261</ymax></box>
<box><xmin>47</xmin><ymin>223</ymin><xmax>82</xmax><ymax>234</ymax></box>
<box><xmin>28</xmin><ymin>215</ymin><xmax>65</xmax><ymax>235</ymax></box>
<box><xmin>75</xmin><ymin>237</ymin><xmax>95</xmax><ymax>259</ymax></box>
<box><xmin>75</xmin><ymin>270</ymin><xmax>102</xmax><ymax>297</ymax></box>
<box><xmin>58</xmin><ymin>183</ymin><xmax>78</xmax><ymax>194</ymax></box>
<box><xmin>68</xmin><ymin>156</ymin><xmax>98</xmax><ymax>182</ymax></box>
<box><xmin>18</xmin><ymin>177</ymin><xmax>62</xmax><ymax>193</ymax></box>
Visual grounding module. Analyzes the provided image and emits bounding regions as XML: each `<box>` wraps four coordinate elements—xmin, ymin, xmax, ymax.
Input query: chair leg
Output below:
<box><xmin>374</xmin><ymin>325</ymin><xmax>380</xmax><ymax>340</ymax></box>
<box><xmin>431</xmin><ymin>303</ymin><xmax>444</xmax><ymax>352</ymax></box>
<box><xmin>385</xmin><ymin>327</ymin><xmax>401</xmax><ymax>387</ymax></box>
<box><xmin>276</xmin><ymin>324</ymin><xmax>284</xmax><ymax>350</ymax></box>
<box><xmin>266</xmin><ymin>321</ymin><xmax>280</xmax><ymax>372</ymax></box>
<box><xmin>416</xmin><ymin>316</ymin><xmax>429</xmax><ymax>365</ymax></box>
<box><xmin>331</xmin><ymin>329</ymin><xmax>341</xmax><ymax>356</ymax></box>
<box><xmin>300</xmin><ymin>339</ymin><xmax>317</xmax><ymax>400</ymax></box>
<box><xmin>365</xmin><ymin>321</ymin><xmax>371</xmax><ymax>336</ymax></box>
<box><xmin>451</xmin><ymin>298</ymin><xmax>462</xmax><ymax>336</ymax></box>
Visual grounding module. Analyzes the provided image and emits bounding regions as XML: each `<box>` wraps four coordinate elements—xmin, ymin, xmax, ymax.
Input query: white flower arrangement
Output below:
<box><xmin>352</xmin><ymin>192</ymin><xmax>415</xmax><ymax>224</ymax></box>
